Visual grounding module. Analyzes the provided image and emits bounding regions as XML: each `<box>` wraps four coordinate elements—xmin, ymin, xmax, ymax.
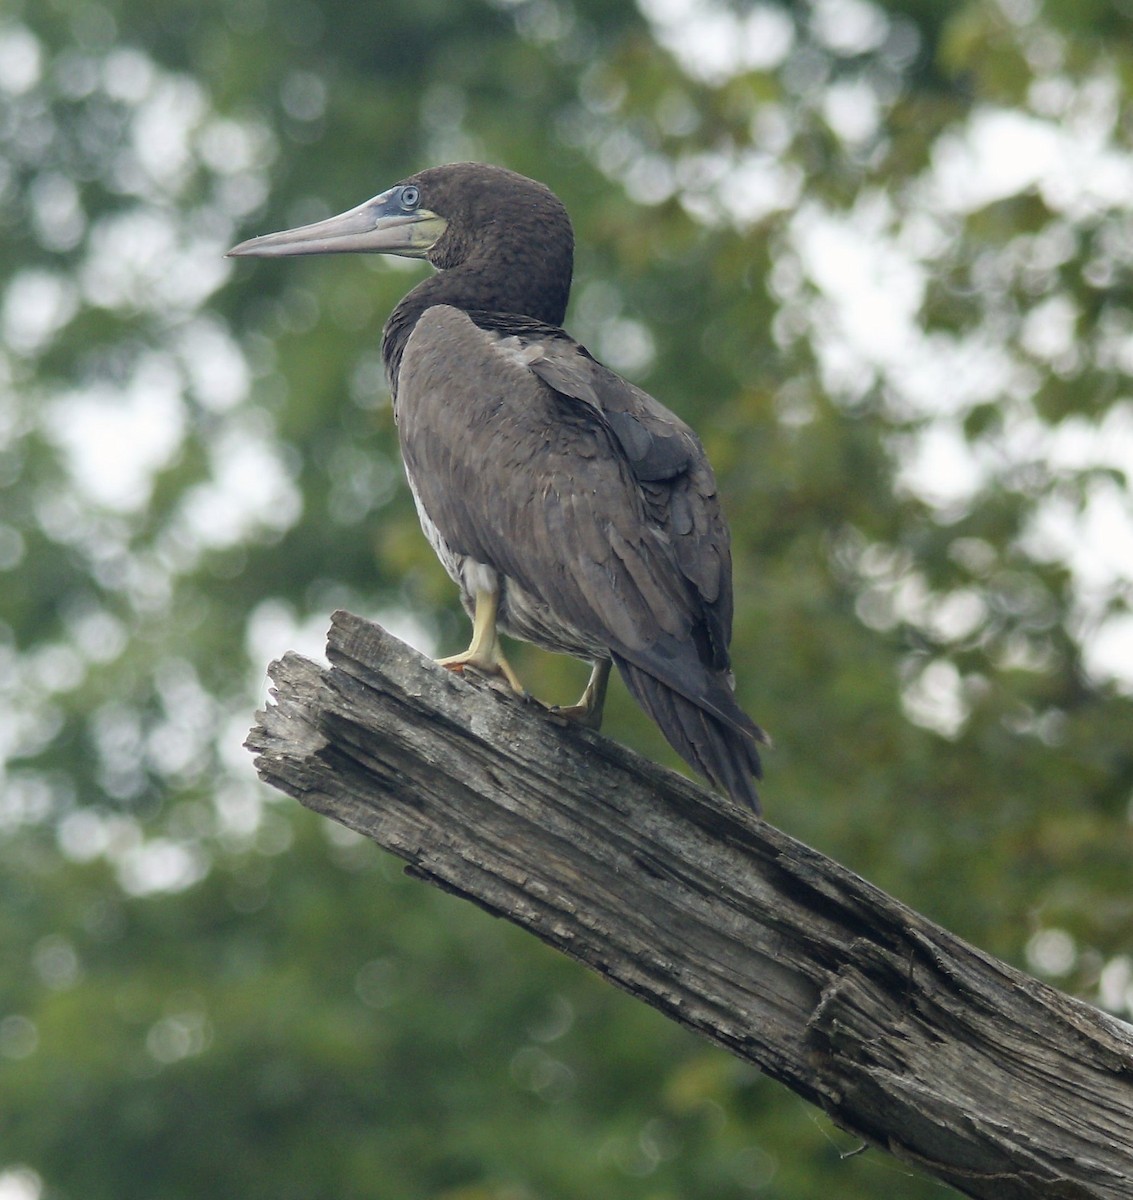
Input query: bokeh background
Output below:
<box><xmin>2</xmin><ymin>0</ymin><xmax>1132</xmax><ymax>1196</ymax></box>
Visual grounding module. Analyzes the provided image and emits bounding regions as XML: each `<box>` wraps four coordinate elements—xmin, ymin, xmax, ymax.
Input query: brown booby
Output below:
<box><xmin>229</xmin><ymin>163</ymin><xmax>767</xmax><ymax>810</ymax></box>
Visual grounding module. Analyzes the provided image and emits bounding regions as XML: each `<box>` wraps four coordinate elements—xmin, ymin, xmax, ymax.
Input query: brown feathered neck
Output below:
<box><xmin>381</xmin><ymin>163</ymin><xmax>574</xmax><ymax>393</ymax></box>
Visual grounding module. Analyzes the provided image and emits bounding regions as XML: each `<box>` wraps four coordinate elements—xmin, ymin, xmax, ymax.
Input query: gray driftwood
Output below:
<box><xmin>246</xmin><ymin>609</ymin><xmax>1133</xmax><ymax>1199</ymax></box>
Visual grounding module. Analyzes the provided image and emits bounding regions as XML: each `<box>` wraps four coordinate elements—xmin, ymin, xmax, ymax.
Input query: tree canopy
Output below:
<box><xmin>1</xmin><ymin>0</ymin><xmax>1131</xmax><ymax>1197</ymax></box>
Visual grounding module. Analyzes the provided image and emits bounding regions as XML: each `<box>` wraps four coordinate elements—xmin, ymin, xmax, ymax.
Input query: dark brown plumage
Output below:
<box><xmin>229</xmin><ymin>162</ymin><xmax>767</xmax><ymax>810</ymax></box>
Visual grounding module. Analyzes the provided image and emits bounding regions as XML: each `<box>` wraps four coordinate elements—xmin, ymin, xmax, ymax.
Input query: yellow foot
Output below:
<box><xmin>436</xmin><ymin>650</ymin><xmax>526</xmax><ymax>695</ymax></box>
<box><xmin>549</xmin><ymin>659</ymin><xmax>611</xmax><ymax>730</ymax></box>
<box><xmin>438</xmin><ymin>586</ymin><xmax>526</xmax><ymax>694</ymax></box>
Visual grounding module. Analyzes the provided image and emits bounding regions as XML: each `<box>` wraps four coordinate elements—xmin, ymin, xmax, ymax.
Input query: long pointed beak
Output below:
<box><xmin>227</xmin><ymin>193</ymin><xmax>447</xmax><ymax>259</ymax></box>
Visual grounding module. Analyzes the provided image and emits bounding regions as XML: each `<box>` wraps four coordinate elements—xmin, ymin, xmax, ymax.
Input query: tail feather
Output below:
<box><xmin>613</xmin><ymin>654</ymin><xmax>766</xmax><ymax>812</ymax></box>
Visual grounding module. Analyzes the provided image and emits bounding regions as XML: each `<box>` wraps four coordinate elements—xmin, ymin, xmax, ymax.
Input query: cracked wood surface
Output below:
<box><xmin>247</xmin><ymin>609</ymin><xmax>1133</xmax><ymax>1200</ymax></box>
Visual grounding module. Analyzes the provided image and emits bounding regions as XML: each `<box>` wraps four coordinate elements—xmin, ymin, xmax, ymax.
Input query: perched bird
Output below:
<box><xmin>229</xmin><ymin>163</ymin><xmax>767</xmax><ymax>809</ymax></box>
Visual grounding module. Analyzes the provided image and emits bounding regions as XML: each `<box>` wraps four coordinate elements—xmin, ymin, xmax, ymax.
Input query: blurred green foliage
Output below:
<box><xmin>1</xmin><ymin>0</ymin><xmax>1131</xmax><ymax>1196</ymax></box>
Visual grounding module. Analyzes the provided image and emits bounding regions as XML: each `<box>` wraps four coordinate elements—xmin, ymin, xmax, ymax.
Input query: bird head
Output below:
<box><xmin>228</xmin><ymin>163</ymin><xmax>571</xmax><ymax>270</ymax></box>
<box><xmin>228</xmin><ymin>162</ymin><xmax>574</xmax><ymax>327</ymax></box>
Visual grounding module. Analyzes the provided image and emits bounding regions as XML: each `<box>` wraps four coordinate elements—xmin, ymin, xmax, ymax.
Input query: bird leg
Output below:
<box><xmin>551</xmin><ymin>659</ymin><xmax>611</xmax><ymax>730</ymax></box>
<box><xmin>436</xmin><ymin>588</ymin><xmax>525</xmax><ymax>694</ymax></box>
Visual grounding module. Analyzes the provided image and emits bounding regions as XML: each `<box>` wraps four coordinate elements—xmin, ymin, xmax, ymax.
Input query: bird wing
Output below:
<box><xmin>508</xmin><ymin>324</ymin><xmax>768</xmax><ymax>806</ymax></box>
<box><xmin>467</xmin><ymin>310</ymin><xmax>735</xmax><ymax>666</ymax></box>
<box><xmin>396</xmin><ymin>304</ymin><xmax>763</xmax><ymax>800</ymax></box>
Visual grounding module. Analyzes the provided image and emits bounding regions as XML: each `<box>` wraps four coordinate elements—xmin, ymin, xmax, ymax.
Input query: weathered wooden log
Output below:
<box><xmin>246</xmin><ymin>609</ymin><xmax>1133</xmax><ymax>1199</ymax></box>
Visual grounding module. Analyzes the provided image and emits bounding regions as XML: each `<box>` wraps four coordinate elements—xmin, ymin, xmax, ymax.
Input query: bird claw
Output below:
<box><xmin>436</xmin><ymin>652</ymin><xmax>526</xmax><ymax>696</ymax></box>
<box><xmin>548</xmin><ymin>702</ymin><xmax>603</xmax><ymax>730</ymax></box>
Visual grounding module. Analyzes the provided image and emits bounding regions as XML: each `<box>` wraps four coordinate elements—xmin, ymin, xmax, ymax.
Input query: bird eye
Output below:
<box><xmin>400</xmin><ymin>186</ymin><xmax>420</xmax><ymax>210</ymax></box>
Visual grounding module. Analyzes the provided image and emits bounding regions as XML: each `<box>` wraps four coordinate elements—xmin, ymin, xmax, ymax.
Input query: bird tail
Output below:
<box><xmin>612</xmin><ymin>655</ymin><xmax>767</xmax><ymax>813</ymax></box>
